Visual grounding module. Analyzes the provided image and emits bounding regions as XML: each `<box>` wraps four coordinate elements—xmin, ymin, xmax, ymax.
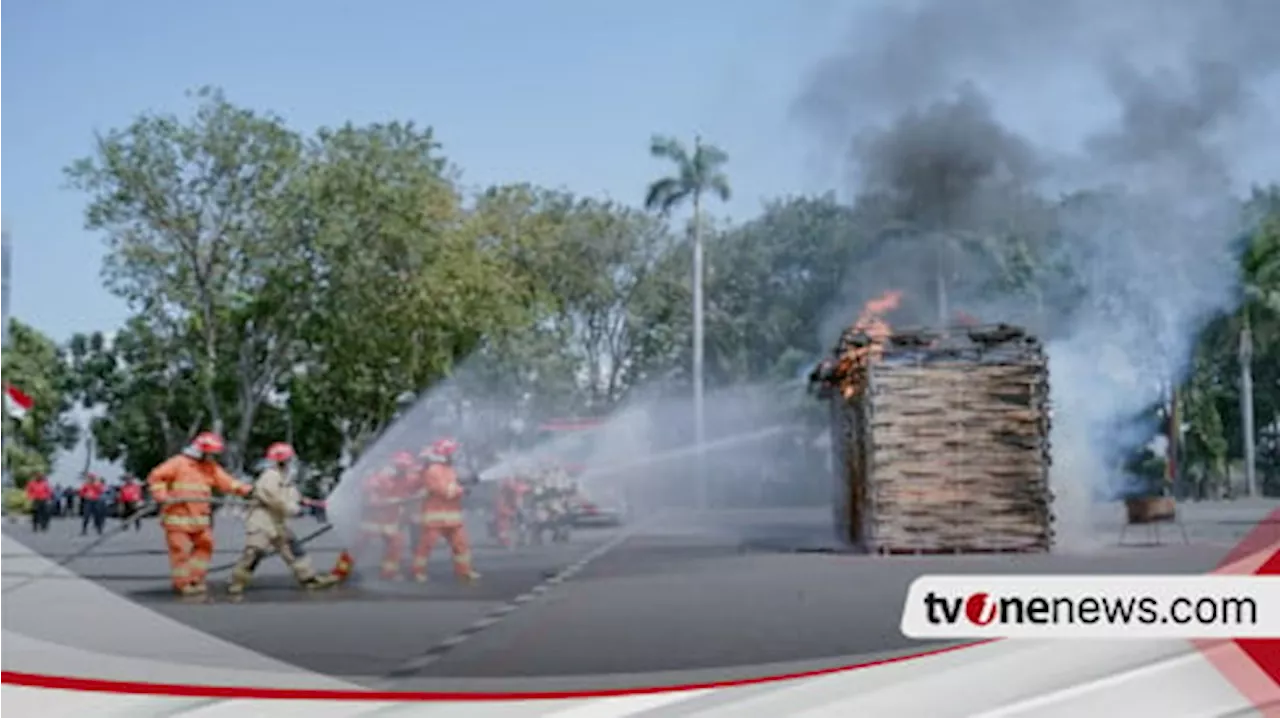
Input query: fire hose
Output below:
<box><xmin>1</xmin><ymin>497</ymin><xmax>337</xmax><ymax>594</ymax></box>
<box><xmin>1</xmin><ymin>487</ymin><xmax>458</xmax><ymax>588</ymax></box>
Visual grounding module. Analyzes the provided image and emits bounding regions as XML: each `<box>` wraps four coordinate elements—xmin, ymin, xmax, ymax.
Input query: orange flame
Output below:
<box><xmin>861</xmin><ymin>290</ymin><xmax>903</xmax><ymax>318</ymax></box>
<box><xmin>839</xmin><ymin>290</ymin><xmax>902</xmax><ymax>398</ymax></box>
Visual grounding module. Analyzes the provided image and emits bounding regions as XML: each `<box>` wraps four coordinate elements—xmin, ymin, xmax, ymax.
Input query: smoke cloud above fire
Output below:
<box><xmin>793</xmin><ymin>0</ymin><xmax>1280</xmax><ymax>545</ymax></box>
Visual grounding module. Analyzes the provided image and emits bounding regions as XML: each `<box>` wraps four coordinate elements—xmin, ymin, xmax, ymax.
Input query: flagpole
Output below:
<box><xmin>0</xmin><ymin>363</ymin><xmax>7</xmax><ymax>491</ymax></box>
<box><xmin>1</xmin><ymin>227</ymin><xmax>10</xmax><ymax>489</ymax></box>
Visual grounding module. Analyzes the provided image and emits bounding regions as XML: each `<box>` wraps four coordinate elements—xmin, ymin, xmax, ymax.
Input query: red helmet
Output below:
<box><xmin>392</xmin><ymin>451</ymin><xmax>417</xmax><ymax>470</ymax></box>
<box><xmin>421</xmin><ymin>437</ymin><xmax>460</xmax><ymax>464</ymax></box>
<box><xmin>265</xmin><ymin>442</ymin><xmax>295</xmax><ymax>463</ymax></box>
<box><xmin>191</xmin><ymin>431</ymin><xmax>225</xmax><ymax>455</ymax></box>
<box><xmin>433</xmin><ymin>437</ymin><xmax>460</xmax><ymax>457</ymax></box>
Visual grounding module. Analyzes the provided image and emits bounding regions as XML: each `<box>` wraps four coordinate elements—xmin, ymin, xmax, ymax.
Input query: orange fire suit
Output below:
<box><xmin>411</xmin><ymin>463</ymin><xmax>476</xmax><ymax>582</ymax></box>
<box><xmin>146</xmin><ymin>454</ymin><xmax>252</xmax><ymax>592</ymax></box>
<box><xmin>493</xmin><ymin>478</ymin><xmax>517</xmax><ymax>548</ymax></box>
<box><xmin>493</xmin><ymin>478</ymin><xmax>529</xmax><ymax>548</ymax></box>
<box><xmin>348</xmin><ymin>470</ymin><xmax>412</xmax><ymax>580</ymax></box>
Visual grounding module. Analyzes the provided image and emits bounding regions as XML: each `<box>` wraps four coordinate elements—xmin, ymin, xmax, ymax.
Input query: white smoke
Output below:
<box><xmin>795</xmin><ymin>0</ymin><xmax>1279</xmax><ymax>549</ymax></box>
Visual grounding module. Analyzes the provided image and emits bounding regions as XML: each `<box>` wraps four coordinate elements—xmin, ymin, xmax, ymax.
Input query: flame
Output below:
<box><xmin>861</xmin><ymin>290</ymin><xmax>903</xmax><ymax>318</ymax></box>
<box><xmin>839</xmin><ymin>290</ymin><xmax>902</xmax><ymax>398</ymax></box>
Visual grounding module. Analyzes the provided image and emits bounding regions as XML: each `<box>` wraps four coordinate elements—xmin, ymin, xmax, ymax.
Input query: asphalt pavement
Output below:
<box><xmin>4</xmin><ymin>499</ymin><xmax>1278</xmax><ymax>691</ymax></box>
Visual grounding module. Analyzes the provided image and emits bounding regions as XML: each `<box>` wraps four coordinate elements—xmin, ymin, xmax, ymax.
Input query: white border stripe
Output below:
<box><xmin>542</xmin><ymin>691</ymin><xmax>715</xmax><ymax>718</ymax></box>
<box><xmin>967</xmin><ymin>652</ymin><xmax>1205</xmax><ymax>718</ymax></box>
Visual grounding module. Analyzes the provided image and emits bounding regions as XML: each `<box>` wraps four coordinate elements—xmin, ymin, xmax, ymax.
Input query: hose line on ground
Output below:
<box><xmin>2</xmin><ymin>498</ymin><xmax>334</xmax><ymax>594</ymax></box>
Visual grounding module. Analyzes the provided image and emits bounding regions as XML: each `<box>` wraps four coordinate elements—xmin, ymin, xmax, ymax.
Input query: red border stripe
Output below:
<box><xmin>1195</xmin><ymin>507</ymin><xmax>1280</xmax><ymax>714</ymax></box>
<box><xmin>8</xmin><ymin>507</ymin><xmax>1278</xmax><ymax>703</ymax></box>
<box><xmin>0</xmin><ymin>640</ymin><xmax>994</xmax><ymax>701</ymax></box>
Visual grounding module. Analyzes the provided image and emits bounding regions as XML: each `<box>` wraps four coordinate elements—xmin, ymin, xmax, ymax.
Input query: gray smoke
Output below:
<box><xmin>796</xmin><ymin>0</ymin><xmax>1280</xmax><ymax>547</ymax></box>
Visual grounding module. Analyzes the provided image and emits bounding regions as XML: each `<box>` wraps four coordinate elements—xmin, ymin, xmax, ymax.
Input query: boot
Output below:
<box><xmin>459</xmin><ymin>570</ymin><xmax>481</xmax><ymax>585</ymax></box>
<box><xmin>227</xmin><ymin>566</ymin><xmax>252</xmax><ymax>595</ymax></box>
<box><xmin>179</xmin><ymin>583</ymin><xmax>207</xmax><ymax>597</ymax></box>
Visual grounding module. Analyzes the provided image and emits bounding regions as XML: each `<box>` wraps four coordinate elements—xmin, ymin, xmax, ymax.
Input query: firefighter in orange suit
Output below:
<box><xmin>493</xmin><ymin>477</ymin><xmax>520</xmax><ymax>548</ymax></box>
<box><xmin>410</xmin><ymin>438</ymin><xmax>480</xmax><ymax>584</ymax></box>
<box><xmin>146</xmin><ymin>432</ymin><xmax>253</xmax><ymax>596</ymax></box>
<box><xmin>495</xmin><ymin>476</ymin><xmax>532</xmax><ymax>548</ymax></box>
<box><xmin>339</xmin><ymin>454</ymin><xmax>415</xmax><ymax>581</ymax></box>
<box><xmin>392</xmin><ymin>450</ymin><xmax>425</xmax><ymax>569</ymax></box>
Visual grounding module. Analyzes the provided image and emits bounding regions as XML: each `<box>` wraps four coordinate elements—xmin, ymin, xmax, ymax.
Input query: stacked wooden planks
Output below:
<box><xmin>814</xmin><ymin>324</ymin><xmax>1055</xmax><ymax>554</ymax></box>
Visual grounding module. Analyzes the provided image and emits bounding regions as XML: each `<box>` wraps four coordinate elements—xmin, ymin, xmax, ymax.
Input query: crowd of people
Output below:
<box><xmin>22</xmin><ymin>472</ymin><xmax>147</xmax><ymax>535</ymax></box>
<box><xmin>16</xmin><ymin>431</ymin><xmax>601</xmax><ymax>599</ymax></box>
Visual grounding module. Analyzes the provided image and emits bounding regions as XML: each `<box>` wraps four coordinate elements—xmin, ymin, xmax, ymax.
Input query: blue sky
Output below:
<box><xmin>3</xmin><ymin>0</ymin><xmax>853</xmax><ymax>343</ymax></box>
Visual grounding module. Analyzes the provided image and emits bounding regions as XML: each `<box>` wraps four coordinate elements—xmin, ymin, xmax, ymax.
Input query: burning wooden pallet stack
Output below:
<box><xmin>810</xmin><ymin>292</ymin><xmax>1055</xmax><ymax>554</ymax></box>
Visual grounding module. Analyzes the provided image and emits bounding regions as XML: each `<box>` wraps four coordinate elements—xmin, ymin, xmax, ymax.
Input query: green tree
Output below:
<box><xmin>1236</xmin><ymin>187</ymin><xmax>1280</xmax><ymax>495</ymax></box>
<box><xmin>702</xmin><ymin>194</ymin><xmax>865</xmax><ymax>385</ymax></box>
<box><xmin>66</xmin><ymin>320</ymin><xmax>207</xmax><ymax>478</ymax></box>
<box><xmin>2</xmin><ymin>320</ymin><xmax>80</xmax><ymax>486</ymax></box>
<box><xmin>65</xmin><ymin>87</ymin><xmax>310</xmax><ymax>471</ymax></box>
<box><xmin>1176</xmin><ymin>187</ymin><xmax>1280</xmax><ymax>497</ymax></box>
<box><xmin>539</xmin><ymin>197</ymin><xmax>683</xmax><ymax>408</ymax></box>
<box><xmin>283</xmin><ymin>128</ymin><xmax>538</xmax><ymax>463</ymax></box>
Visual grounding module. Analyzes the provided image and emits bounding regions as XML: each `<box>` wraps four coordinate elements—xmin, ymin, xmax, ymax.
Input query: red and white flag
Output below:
<box><xmin>4</xmin><ymin>384</ymin><xmax>33</xmax><ymax>420</ymax></box>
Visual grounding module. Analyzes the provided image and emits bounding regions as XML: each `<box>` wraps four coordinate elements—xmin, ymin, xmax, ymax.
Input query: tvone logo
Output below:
<box><xmin>964</xmin><ymin>592</ymin><xmax>998</xmax><ymax>626</ymax></box>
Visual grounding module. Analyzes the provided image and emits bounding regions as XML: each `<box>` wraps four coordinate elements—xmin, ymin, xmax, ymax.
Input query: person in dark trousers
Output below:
<box><xmin>25</xmin><ymin>475</ymin><xmax>54</xmax><ymax>532</ymax></box>
<box><xmin>118</xmin><ymin>475</ymin><xmax>145</xmax><ymax>530</ymax></box>
<box><xmin>61</xmin><ymin>486</ymin><xmax>76</xmax><ymax>518</ymax></box>
<box><xmin>78</xmin><ymin>474</ymin><xmax>108</xmax><ymax>536</ymax></box>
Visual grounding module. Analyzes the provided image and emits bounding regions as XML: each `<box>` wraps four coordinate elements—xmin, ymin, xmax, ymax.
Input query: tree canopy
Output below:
<box><xmin>2</xmin><ymin>320</ymin><xmax>80</xmax><ymax>486</ymax></box>
<box><xmin>5</xmin><ymin>86</ymin><xmax>1273</xmax><ymax>499</ymax></box>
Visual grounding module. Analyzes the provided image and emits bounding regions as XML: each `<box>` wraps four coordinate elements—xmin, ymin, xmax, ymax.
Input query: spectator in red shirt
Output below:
<box><xmin>118</xmin><ymin>476</ymin><xmax>145</xmax><ymax>531</ymax></box>
<box><xmin>24</xmin><ymin>474</ymin><xmax>54</xmax><ymax>532</ymax></box>
<box><xmin>79</xmin><ymin>474</ymin><xmax>108</xmax><ymax>536</ymax></box>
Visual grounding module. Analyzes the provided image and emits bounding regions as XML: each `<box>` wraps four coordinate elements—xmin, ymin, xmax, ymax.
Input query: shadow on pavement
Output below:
<box><xmin>125</xmin><ymin>572</ymin><xmax>545</xmax><ymax>604</ymax></box>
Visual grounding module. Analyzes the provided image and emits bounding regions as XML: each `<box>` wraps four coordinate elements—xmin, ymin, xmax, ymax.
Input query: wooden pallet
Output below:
<box><xmin>875</xmin><ymin>544</ymin><xmax>1049</xmax><ymax>556</ymax></box>
<box><xmin>821</xmin><ymin>323</ymin><xmax>1055</xmax><ymax>554</ymax></box>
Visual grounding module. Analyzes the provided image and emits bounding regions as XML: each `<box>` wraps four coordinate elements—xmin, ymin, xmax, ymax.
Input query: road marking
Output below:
<box><xmin>380</xmin><ymin>514</ymin><xmax>664</xmax><ymax>683</ymax></box>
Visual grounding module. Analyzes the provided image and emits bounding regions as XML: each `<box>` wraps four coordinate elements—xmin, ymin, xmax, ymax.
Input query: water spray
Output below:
<box><xmin>479</xmin><ymin>425</ymin><xmax>789</xmax><ymax>483</ymax></box>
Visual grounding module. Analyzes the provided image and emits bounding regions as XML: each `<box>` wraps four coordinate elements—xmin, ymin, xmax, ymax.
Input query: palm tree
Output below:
<box><xmin>644</xmin><ymin>135</ymin><xmax>731</xmax><ymax>509</ymax></box>
<box><xmin>1237</xmin><ymin>203</ymin><xmax>1280</xmax><ymax>497</ymax></box>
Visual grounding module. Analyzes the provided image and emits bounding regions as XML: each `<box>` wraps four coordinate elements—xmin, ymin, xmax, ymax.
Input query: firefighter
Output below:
<box><xmin>511</xmin><ymin>475</ymin><xmax>535</xmax><ymax>546</ymax></box>
<box><xmin>146</xmin><ymin>432</ymin><xmax>253</xmax><ymax>596</ymax></box>
<box><xmin>527</xmin><ymin>469</ymin><xmax>556</xmax><ymax>545</ymax></box>
<box><xmin>493</xmin><ymin>477</ymin><xmax>521</xmax><ymax>548</ymax></box>
<box><xmin>24</xmin><ymin>474</ymin><xmax>53</xmax><ymax>532</ymax></box>
<box><xmin>546</xmin><ymin>466</ymin><xmax>574</xmax><ymax>543</ymax></box>
<box><xmin>393</xmin><ymin>451</ymin><xmax>425</xmax><ymax>566</ymax></box>
<box><xmin>334</xmin><ymin>459</ymin><xmax>412</xmax><ymax>583</ymax></box>
<box><xmin>410</xmin><ymin>438</ymin><xmax>480</xmax><ymax>584</ymax></box>
<box><xmin>228</xmin><ymin>443</ymin><xmax>338</xmax><ymax>595</ymax></box>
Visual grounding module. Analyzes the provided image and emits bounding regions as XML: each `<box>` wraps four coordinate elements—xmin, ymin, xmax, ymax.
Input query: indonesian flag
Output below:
<box><xmin>4</xmin><ymin>385</ymin><xmax>33</xmax><ymax>420</ymax></box>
